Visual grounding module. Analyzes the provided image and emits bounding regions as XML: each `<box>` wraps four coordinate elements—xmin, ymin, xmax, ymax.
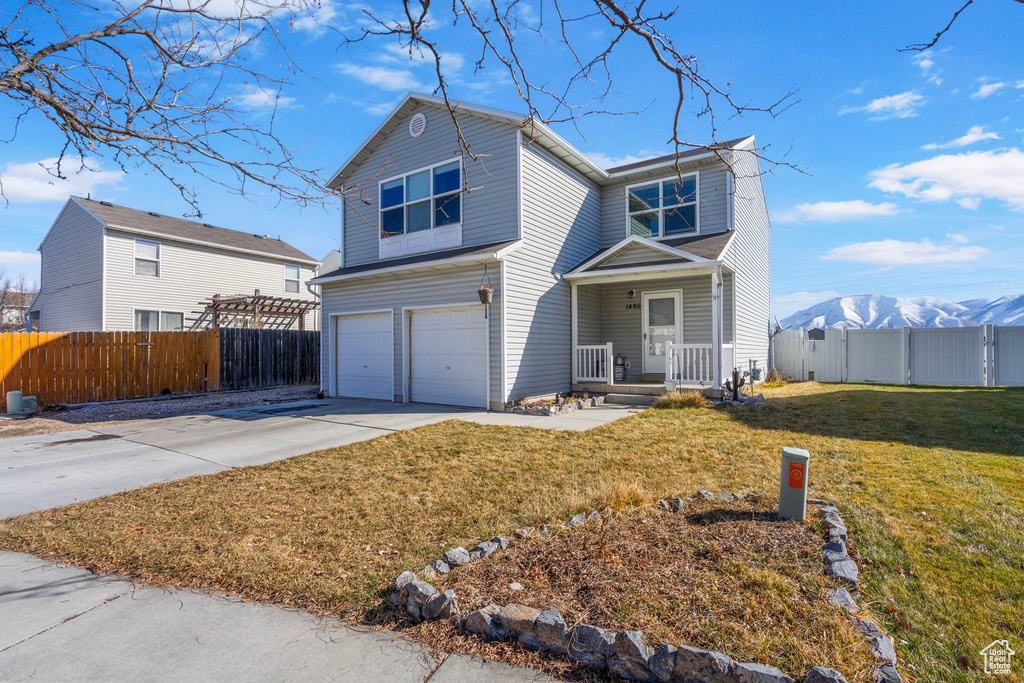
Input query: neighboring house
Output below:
<box><xmin>311</xmin><ymin>93</ymin><xmax>771</xmax><ymax>410</ymax></box>
<box><xmin>28</xmin><ymin>197</ymin><xmax>319</xmax><ymax>332</ymax></box>
<box><xmin>317</xmin><ymin>249</ymin><xmax>342</xmax><ymax>277</ymax></box>
<box><xmin>1</xmin><ymin>290</ymin><xmax>36</xmax><ymax>332</ymax></box>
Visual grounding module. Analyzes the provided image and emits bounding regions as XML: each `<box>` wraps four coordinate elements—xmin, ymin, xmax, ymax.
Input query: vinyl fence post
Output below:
<box><xmin>986</xmin><ymin>324</ymin><xmax>997</xmax><ymax>387</ymax></box>
<box><xmin>903</xmin><ymin>327</ymin><xmax>912</xmax><ymax>385</ymax></box>
<box><xmin>799</xmin><ymin>327</ymin><xmax>806</xmax><ymax>381</ymax></box>
<box><xmin>841</xmin><ymin>327</ymin><xmax>849</xmax><ymax>383</ymax></box>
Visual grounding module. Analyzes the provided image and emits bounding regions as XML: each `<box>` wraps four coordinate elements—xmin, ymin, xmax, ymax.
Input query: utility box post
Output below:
<box><xmin>779</xmin><ymin>447</ymin><xmax>810</xmax><ymax>521</ymax></box>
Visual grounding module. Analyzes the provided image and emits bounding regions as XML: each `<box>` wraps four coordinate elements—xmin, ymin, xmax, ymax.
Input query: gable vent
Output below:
<box><xmin>409</xmin><ymin>112</ymin><xmax>427</xmax><ymax>138</ymax></box>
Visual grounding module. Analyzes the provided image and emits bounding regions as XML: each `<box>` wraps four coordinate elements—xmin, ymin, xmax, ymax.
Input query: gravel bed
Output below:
<box><xmin>0</xmin><ymin>384</ymin><xmax>319</xmax><ymax>439</ymax></box>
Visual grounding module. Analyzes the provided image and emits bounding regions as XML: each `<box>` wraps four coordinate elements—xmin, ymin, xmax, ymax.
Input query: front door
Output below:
<box><xmin>642</xmin><ymin>291</ymin><xmax>681</xmax><ymax>375</ymax></box>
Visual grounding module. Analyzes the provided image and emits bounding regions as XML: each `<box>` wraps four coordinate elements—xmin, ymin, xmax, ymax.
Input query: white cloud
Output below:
<box><xmin>291</xmin><ymin>0</ymin><xmax>338</xmax><ymax>34</ymax></box>
<box><xmin>822</xmin><ymin>238</ymin><xmax>989</xmax><ymax>265</ymax></box>
<box><xmin>947</xmin><ymin>233</ymin><xmax>969</xmax><ymax>243</ymax></box>
<box><xmin>364</xmin><ymin>100</ymin><xmax>398</xmax><ymax>116</ymax></box>
<box><xmin>972</xmin><ymin>81</ymin><xmax>1007</xmax><ymax>99</ymax></box>
<box><xmin>0</xmin><ymin>158</ymin><xmax>123</xmax><ymax>203</ymax></box>
<box><xmin>585</xmin><ymin>150</ymin><xmax>665</xmax><ymax>169</ymax></box>
<box><xmin>0</xmin><ymin>251</ymin><xmax>40</xmax><ymax>265</ymax></box>
<box><xmin>774</xmin><ymin>290</ymin><xmax>843</xmax><ymax>307</ymax></box>
<box><xmin>840</xmin><ymin>91</ymin><xmax>924</xmax><ymax>120</ymax></box>
<box><xmin>378</xmin><ymin>44</ymin><xmax>465</xmax><ymax>71</ymax></box>
<box><xmin>869</xmin><ymin>148</ymin><xmax>1024</xmax><ymax>211</ymax></box>
<box><xmin>922</xmin><ymin>125</ymin><xmax>1001</xmax><ymax>150</ymax></box>
<box><xmin>912</xmin><ymin>51</ymin><xmax>942</xmax><ymax>85</ymax></box>
<box><xmin>237</xmin><ymin>87</ymin><xmax>297</xmax><ymax>109</ymax></box>
<box><xmin>335</xmin><ymin>64</ymin><xmax>423</xmax><ymax>91</ymax></box>
<box><xmin>774</xmin><ymin>200</ymin><xmax>902</xmax><ymax>223</ymax></box>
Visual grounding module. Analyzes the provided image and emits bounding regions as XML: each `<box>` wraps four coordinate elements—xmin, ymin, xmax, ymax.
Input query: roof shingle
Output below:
<box><xmin>75</xmin><ymin>197</ymin><xmax>316</xmax><ymax>263</ymax></box>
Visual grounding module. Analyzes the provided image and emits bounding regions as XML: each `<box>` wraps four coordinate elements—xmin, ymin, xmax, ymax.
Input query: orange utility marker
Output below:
<box><xmin>779</xmin><ymin>447</ymin><xmax>810</xmax><ymax>521</ymax></box>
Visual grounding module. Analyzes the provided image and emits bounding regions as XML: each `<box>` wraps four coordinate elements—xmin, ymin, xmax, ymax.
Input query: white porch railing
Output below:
<box><xmin>574</xmin><ymin>343</ymin><xmax>614</xmax><ymax>384</ymax></box>
<box><xmin>666</xmin><ymin>343</ymin><xmax>734</xmax><ymax>386</ymax></box>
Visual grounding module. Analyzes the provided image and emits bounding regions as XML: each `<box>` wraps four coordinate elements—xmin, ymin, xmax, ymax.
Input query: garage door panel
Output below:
<box><xmin>336</xmin><ymin>312</ymin><xmax>393</xmax><ymax>400</ymax></box>
<box><xmin>410</xmin><ymin>305</ymin><xmax>487</xmax><ymax>408</ymax></box>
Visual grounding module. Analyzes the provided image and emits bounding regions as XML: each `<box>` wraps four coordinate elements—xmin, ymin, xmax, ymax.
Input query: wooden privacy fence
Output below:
<box><xmin>218</xmin><ymin>328</ymin><xmax>319</xmax><ymax>391</ymax></box>
<box><xmin>0</xmin><ymin>328</ymin><xmax>320</xmax><ymax>412</ymax></box>
<box><xmin>0</xmin><ymin>330</ymin><xmax>219</xmax><ymax>412</ymax></box>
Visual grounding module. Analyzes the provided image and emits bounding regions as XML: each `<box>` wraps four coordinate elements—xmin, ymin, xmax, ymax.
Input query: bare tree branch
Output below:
<box><xmin>1</xmin><ymin>0</ymin><xmax>330</xmax><ymax>215</ymax></box>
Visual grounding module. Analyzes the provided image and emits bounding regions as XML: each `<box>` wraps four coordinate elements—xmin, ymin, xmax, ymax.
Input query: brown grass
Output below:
<box><xmin>420</xmin><ymin>501</ymin><xmax>875</xmax><ymax>681</ymax></box>
<box><xmin>650</xmin><ymin>389</ymin><xmax>711</xmax><ymax>409</ymax></box>
<box><xmin>1</xmin><ymin>383</ymin><xmax>1022</xmax><ymax>682</ymax></box>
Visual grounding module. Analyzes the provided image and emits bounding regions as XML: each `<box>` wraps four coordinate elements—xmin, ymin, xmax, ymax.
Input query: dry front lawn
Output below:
<box><xmin>1</xmin><ymin>383</ymin><xmax>1022</xmax><ymax>682</ymax></box>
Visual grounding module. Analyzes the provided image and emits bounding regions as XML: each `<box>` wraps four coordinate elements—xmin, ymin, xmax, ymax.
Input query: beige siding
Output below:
<box><xmin>576</xmin><ymin>276</ymin><xmax>734</xmax><ymax>382</ymax></box>
<box><xmin>31</xmin><ymin>199</ymin><xmax>105</xmax><ymax>331</ymax></box>
<box><xmin>103</xmin><ymin>229</ymin><xmax>317</xmax><ymax>331</ymax></box>
<box><xmin>599</xmin><ymin>161</ymin><xmax>731</xmax><ymax>248</ymax></box>
<box><xmin>318</xmin><ymin>264</ymin><xmax>503</xmax><ymax>407</ymax></box>
<box><xmin>343</xmin><ymin>105</ymin><xmax>520</xmax><ymax>267</ymax></box>
<box><xmin>504</xmin><ymin>139</ymin><xmax>602</xmax><ymax>400</ymax></box>
<box><xmin>721</xmin><ymin>146</ymin><xmax>771</xmax><ymax>375</ymax></box>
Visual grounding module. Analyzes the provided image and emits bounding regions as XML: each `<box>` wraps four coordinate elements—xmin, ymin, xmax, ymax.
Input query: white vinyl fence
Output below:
<box><xmin>771</xmin><ymin>326</ymin><xmax>1024</xmax><ymax>387</ymax></box>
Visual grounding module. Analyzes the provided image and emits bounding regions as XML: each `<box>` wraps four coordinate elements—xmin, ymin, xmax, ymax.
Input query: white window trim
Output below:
<box><xmin>377</xmin><ymin>157</ymin><xmax>464</xmax><ymax>240</ymax></box>
<box><xmin>284</xmin><ymin>263</ymin><xmax>301</xmax><ymax>294</ymax></box>
<box><xmin>132</xmin><ymin>308</ymin><xmax>185</xmax><ymax>332</ymax></box>
<box><xmin>134</xmin><ymin>238</ymin><xmax>161</xmax><ymax>277</ymax></box>
<box><xmin>623</xmin><ymin>171</ymin><xmax>701</xmax><ymax>240</ymax></box>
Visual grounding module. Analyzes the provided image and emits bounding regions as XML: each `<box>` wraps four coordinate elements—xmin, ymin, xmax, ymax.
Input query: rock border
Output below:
<box><xmin>505</xmin><ymin>395</ymin><xmax>605</xmax><ymax>416</ymax></box>
<box><xmin>811</xmin><ymin>500</ymin><xmax>904</xmax><ymax>683</ymax></box>
<box><xmin>387</xmin><ymin>491</ymin><xmax>881</xmax><ymax>683</ymax></box>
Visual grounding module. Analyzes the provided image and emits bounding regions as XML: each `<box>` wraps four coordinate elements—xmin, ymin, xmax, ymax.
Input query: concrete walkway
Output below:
<box><xmin>0</xmin><ymin>551</ymin><xmax>553</xmax><ymax>682</ymax></box>
<box><xmin>0</xmin><ymin>397</ymin><xmax>638</xmax><ymax>518</ymax></box>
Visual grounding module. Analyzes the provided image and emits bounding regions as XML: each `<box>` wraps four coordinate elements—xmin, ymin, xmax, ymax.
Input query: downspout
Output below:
<box><xmin>712</xmin><ymin>264</ymin><xmax>724</xmax><ymax>391</ymax></box>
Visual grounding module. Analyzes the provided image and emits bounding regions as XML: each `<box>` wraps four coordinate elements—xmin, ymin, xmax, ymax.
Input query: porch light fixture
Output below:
<box><xmin>627</xmin><ymin>289</ymin><xmax>637</xmax><ymax>299</ymax></box>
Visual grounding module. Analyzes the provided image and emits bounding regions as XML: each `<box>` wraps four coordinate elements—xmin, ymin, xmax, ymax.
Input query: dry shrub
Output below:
<box><xmin>652</xmin><ymin>390</ymin><xmax>711</xmax><ymax>410</ymax></box>
<box><xmin>761</xmin><ymin>368</ymin><xmax>791</xmax><ymax>388</ymax></box>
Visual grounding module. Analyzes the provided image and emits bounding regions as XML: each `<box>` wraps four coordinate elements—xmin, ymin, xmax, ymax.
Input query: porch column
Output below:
<box><xmin>570</xmin><ymin>282</ymin><xmax>578</xmax><ymax>383</ymax></box>
<box><xmin>712</xmin><ymin>266</ymin><xmax>723</xmax><ymax>390</ymax></box>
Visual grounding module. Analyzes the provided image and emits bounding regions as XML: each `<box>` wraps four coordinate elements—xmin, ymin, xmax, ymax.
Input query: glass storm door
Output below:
<box><xmin>642</xmin><ymin>292</ymin><xmax>680</xmax><ymax>375</ymax></box>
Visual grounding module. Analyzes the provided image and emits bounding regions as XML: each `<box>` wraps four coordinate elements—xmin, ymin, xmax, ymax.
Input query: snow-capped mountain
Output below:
<box><xmin>780</xmin><ymin>293</ymin><xmax>1024</xmax><ymax>330</ymax></box>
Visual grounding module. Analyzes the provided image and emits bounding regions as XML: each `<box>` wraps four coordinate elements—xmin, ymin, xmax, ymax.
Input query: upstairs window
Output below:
<box><xmin>134</xmin><ymin>239</ymin><xmax>160</xmax><ymax>277</ymax></box>
<box><xmin>626</xmin><ymin>173</ymin><xmax>698</xmax><ymax>239</ymax></box>
<box><xmin>284</xmin><ymin>264</ymin><xmax>301</xmax><ymax>294</ymax></box>
<box><xmin>379</xmin><ymin>160</ymin><xmax>462</xmax><ymax>239</ymax></box>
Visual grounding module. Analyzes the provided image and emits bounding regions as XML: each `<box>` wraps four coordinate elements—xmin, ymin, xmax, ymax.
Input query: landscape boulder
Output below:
<box><xmin>442</xmin><ymin>547</ymin><xmax>471</xmax><ymax>567</ymax></box>
<box><xmin>731</xmin><ymin>661</ymin><xmax>796</xmax><ymax>683</ymax></box>
<box><xmin>535</xmin><ymin>608</ymin><xmax>569</xmax><ymax>653</ymax></box>
<box><xmin>673</xmin><ymin>644</ymin><xmax>733</xmax><ymax>681</ymax></box>
<box><xmin>568</xmin><ymin>624</ymin><xmax>616</xmax><ymax>669</ymax></box>
<box><xmin>802</xmin><ymin>667</ymin><xmax>849</xmax><ymax>683</ymax></box>
<box><xmin>422</xmin><ymin>589</ymin><xmax>458</xmax><ymax>620</ymax></box>
<box><xmin>826</xmin><ymin>560</ymin><xmax>860</xmax><ymax>588</ymax></box>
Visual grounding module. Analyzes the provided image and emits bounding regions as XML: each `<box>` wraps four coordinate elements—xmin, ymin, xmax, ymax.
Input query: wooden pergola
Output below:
<box><xmin>193</xmin><ymin>290</ymin><xmax>319</xmax><ymax>330</ymax></box>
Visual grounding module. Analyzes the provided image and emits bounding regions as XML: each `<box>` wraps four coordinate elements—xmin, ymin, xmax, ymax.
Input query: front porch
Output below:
<box><xmin>565</xmin><ymin>236</ymin><xmax>734</xmax><ymax>393</ymax></box>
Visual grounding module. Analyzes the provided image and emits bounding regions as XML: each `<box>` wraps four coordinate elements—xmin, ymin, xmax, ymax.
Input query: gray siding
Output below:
<box><xmin>104</xmin><ymin>230</ymin><xmax>317</xmax><ymax>331</ymax></box>
<box><xmin>342</xmin><ymin>105</ymin><xmax>520</xmax><ymax>268</ymax></box>
<box><xmin>721</xmin><ymin>146</ymin><xmax>771</xmax><ymax>376</ymax></box>
<box><xmin>576</xmin><ymin>276</ymin><xmax>734</xmax><ymax>382</ymax></box>
<box><xmin>504</xmin><ymin>139</ymin><xmax>602</xmax><ymax>400</ymax></box>
<box><xmin>599</xmin><ymin>161</ymin><xmax>730</xmax><ymax>248</ymax></box>
<box><xmin>31</xmin><ymin>199</ymin><xmax>104</xmax><ymax>331</ymax></box>
<box><xmin>318</xmin><ymin>264</ymin><xmax>503</xmax><ymax>407</ymax></box>
<box><xmin>599</xmin><ymin>244</ymin><xmax>685</xmax><ymax>268</ymax></box>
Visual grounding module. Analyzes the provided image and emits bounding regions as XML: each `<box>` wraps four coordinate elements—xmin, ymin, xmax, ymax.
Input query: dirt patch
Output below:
<box><xmin>0</xmin><ymin>384</ymin><xmax>318</xmax><ymax>439</ymax></box>
<box><xmin>414</xmin><ymin>500</ymin><xmax>876</xmax><ymax>681</ymax></box>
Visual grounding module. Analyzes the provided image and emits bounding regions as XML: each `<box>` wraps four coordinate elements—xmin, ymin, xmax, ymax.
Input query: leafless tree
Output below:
<box><xmin>0</xmin><ymin>269</ymin><xmax>38</xmax><ymax>332</ymax></box>
<box><xmin>346</xmin><ymin>2</ymin><xmax>802</xmax><ymax>180</ymax></box>
<box><xmin>0</xmin><ymin>0</ymin><xmax>328</xmax><ymax>215</ymax></box>
<box><xmin>900</xmin><ymin>0</ymin><xmax>1023</xmax><ymax>51</ymax></box>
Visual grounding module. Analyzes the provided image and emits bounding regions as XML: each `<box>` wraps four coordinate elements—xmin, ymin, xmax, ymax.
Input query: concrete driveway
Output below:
<box><xmin>0</xmin><ymin>397</ymin><xmax>637</xmax><ymax>519</ymax></box>
<box><xmin>0</xmin><ymin>551</ymin><xmax>552</xmax><ymax>683</ymax></box>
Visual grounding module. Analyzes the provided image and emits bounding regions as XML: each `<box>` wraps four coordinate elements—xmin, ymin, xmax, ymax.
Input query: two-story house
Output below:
<box><xmin>310</xmin><ymin>93</ymin><xmax>770</xmax><ymax>410</ymax></box>
<box><xmin>27</xmin><ymin>197</ymin><xmax>320</xmax><ymax>332</ymax></box>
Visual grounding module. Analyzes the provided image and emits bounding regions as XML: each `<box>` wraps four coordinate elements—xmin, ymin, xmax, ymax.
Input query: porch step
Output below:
<box><xmin>603</xmin><ymin>393</ymin><xmax>659</xmax><ymax>406</ymax></box>
<box><xmin>639</xmin><ymin>373</ymin><xmax>665</xmax><ymax>383</ymax></box>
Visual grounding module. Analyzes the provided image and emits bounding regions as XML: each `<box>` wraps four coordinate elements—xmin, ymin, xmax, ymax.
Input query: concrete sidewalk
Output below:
<box><xmin>0</xmin><ymin>551</ymin><xmax>553</xmax><ymax>683</ymax></box>
<box><xmin>0</xmin><ymin>397</ymin><xmax>639</xmax><ymax>519</ymax></box>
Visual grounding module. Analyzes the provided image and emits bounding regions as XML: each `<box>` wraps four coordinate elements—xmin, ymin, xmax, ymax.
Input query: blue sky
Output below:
<box><xmin>2</xmin><ymin>0</ymin><xmax>1022</xmax><ymax>318</ymax></box>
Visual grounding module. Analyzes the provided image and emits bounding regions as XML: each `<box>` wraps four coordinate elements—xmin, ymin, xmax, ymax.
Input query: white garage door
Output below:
<box><xmin>335</xmin><ymin>312</ymin><xmax>392</xmax><ymax>400</ymax></box>
<box><xmin>410</xmin><ymin>305</ymin><xmax>488</xmax><ymax>408</ymax></box>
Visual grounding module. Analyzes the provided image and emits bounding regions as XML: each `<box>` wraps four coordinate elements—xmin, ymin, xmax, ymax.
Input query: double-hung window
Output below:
<box><xmin>134</xmin><ymin>310</ymin><xmax>183</xmax><ymax>331</ymax></box>
<box><xmin>284</xmin><ymin>264</ymin><xmax>301</xmax><ymax>294</ymax></box>
<box><xmin>626</xmin><ymin>173</ymin><xmax>698</xmax><ymax>239</ymax></box>
<box><xmin>134</xmin><ymin>239</ymin><xmax>160</xmax><ymax>277</ymax></box>
<box><xmin>379</xmin><ymin>160</ymin><xmax>461</xmax><ymax>239</ymax></box>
